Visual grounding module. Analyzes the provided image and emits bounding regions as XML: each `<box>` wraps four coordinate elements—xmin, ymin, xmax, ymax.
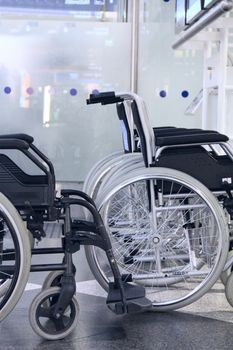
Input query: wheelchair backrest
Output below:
<box><xmin>86</xmin><ymin>90</ymin><xmax>156</xmax><ymax>166</ymax></box>
<box><xmin>130</xmin><ymin>95</ymin><xmax>155</xmax><ymax>167</ymax></box>
<box><xmin>116</xmin><ymin>101</ymin><xmax>136</xmax><ymax>153</ymax></box>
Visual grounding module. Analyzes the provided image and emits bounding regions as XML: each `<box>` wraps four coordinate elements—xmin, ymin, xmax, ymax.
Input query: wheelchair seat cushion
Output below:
<box><xmin>155</xmin><ymin>131</ymin><xmax>229</xmax><ymax>146</ymax></box>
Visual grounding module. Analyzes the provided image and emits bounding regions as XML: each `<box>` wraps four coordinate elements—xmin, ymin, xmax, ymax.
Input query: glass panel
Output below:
<box><xmin>0</xmin><ymin>5</ymin><xmax>131</xmax><ymax>181</ymax></box>
<box><xmin>0</xmin><ymin>0</ymin><xmax>127</xmax><ymax>22</ymax></box>
<box><xmin>138</xmin><ymin>0</ymin><xmax>203</xmax><ymax>129</ymax></box>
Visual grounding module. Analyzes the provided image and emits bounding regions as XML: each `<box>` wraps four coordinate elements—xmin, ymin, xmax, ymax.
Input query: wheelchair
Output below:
<box><xmin>0</xmin><ymin>92</ymin><xmax>233</xmax><ymax>340</ymax></box>
<box><xmin>0</xmin><ymin>134</ymin><xmax>152</xmax><ymax>340</ymax></box>
<box><xmin>84</xmin><ymin>91</ymin><xmax>233</xmax><ymax>311</ymax></box>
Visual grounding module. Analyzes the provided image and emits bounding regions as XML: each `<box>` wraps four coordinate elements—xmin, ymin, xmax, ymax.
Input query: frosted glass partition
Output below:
<box><xmin>138</xmin><ymin>0</ymin><xmax>203</xmax><ymax>129</ymax></box>
<box><xmin>0</xmin><ymin>19</ymin><xmax>131</xmax><ymax>181</ymax></box>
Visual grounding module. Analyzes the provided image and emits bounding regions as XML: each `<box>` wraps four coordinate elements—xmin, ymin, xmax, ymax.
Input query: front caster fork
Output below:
<box><xmin>52</xmin><ymin>272</ymin><xmax>76</xmax><ymax>319</ymax></box>
<box><xmin>53</xmin><ymin>203</ymin><xmax>77</xmax><ymax>319</ymax></box>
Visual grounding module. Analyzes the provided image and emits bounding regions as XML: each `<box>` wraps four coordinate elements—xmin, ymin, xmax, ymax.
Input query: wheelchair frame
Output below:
<box><xmin>0</xmin><ymin>134</ymin><xmax>151</xmax><ymax>340</ymax></box>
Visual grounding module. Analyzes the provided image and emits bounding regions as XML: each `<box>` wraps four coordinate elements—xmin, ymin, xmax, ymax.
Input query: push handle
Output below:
<box><xmin>0</xmin><ymin>133</ymin><xmax>34</xmax><ymax>144</ymax></box>
<box><xmin>86</xmin><ymin>91</ymin><xmax>124</xmax><ymax>105</ymax></box>
<box><xmin>0</xmin><ymin>138</ymin><xmax>29</xmax><ymax>150</ymax></box>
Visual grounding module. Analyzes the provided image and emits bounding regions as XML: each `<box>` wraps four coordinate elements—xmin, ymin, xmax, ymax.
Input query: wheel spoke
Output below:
<box><xmin>54</xmin><ymin>316</ymin><xmax>67</xmax><ymax>331</ymax></box>
<box><xmin>38</xmin><ymin>305</ymin><xmax>52</xmax><ymax>318</ymax></box>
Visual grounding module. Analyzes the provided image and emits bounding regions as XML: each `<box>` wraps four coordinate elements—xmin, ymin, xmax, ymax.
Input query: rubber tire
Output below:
<box><xmin>0</xmin><ymin>193</ymin><xmax>31</xmax><ymax>321</ymax></box>
<box><xmin>42</xmin><ymin>271</ymin><xmax>64</xmax><ymax>290</ymax></box>
<box><xmin>83</xmin><ymin>151</ymin><xmax>123</xmax><ymax>194</ymax></box>
<box><xmin>220</xmin><ymin>250</ymin><xmax>233</xmax><ymax>285</ymax></box>
<box><xmin>225</xmin><ymin>272</ymin><xmax>233</xmax><ymax>307</ymax></box>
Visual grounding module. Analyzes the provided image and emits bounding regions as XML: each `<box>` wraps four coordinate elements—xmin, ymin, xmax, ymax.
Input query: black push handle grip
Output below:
<box><xmin>86</xmin><ymin>91</ymin><xmax>124</xmax><ymax>105</ymax></box>
<box><xmin>0</xmin><ymin>133</ymin><xmax>34</xmax><ymax>144</ymax></box>
<box><xmin>0</xmin><ymin>138</ymin><xmax>30</xmax><ymax>150</ymax></box>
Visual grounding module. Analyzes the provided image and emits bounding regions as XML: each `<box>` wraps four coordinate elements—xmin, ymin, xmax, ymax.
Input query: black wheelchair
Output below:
<box><xmin>0</xmin><ymin>134</ymin><xmax>151</xmax><ymax>340</ymax></box>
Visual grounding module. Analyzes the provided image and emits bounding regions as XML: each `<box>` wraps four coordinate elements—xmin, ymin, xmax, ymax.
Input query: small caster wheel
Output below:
<box><xmin>42</xmin><ymin>271</ymin><xmax>64</xmax><ymax>290</ymax></box>
<box><xmin>220</xmin><ymin>269</ymin><xmax>231</xmax><ymax>286</ymax></box>
<box><xmin>225</xmin><ymin>272</ymin><xmax>233</xmax><ymax>307</ymax></box>
<box><xmin>220</xmin><ymin>251</ymin><xmax>233</xmax><ymax>285</ymax></box>
<box><xmin>29</xmin><ymin>287</ymin><xmax>79</xmax><ymax>340</ymax></box>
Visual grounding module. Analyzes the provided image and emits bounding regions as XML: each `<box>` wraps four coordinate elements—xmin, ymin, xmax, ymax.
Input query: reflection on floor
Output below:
<box><xmin>1</xmin><ymin>241</ymin><xmax>233</xmax><ymax>350</ymax></box>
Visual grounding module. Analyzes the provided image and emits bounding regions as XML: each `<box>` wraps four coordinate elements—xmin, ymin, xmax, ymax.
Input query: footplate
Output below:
<box><xmin>106</xmin><ymin>282</ymin><xmax>152</xmax><ymax>314</ymax></box>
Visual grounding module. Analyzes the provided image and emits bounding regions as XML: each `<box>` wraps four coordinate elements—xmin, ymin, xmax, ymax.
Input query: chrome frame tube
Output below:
<box><xmin>130</xmin><ymin>0</ymin><xmax>140</xmax><ymax>92</ymax></box>
<box><xmin>172</xmin><ymin>0</ymin><xmax>233</xmax><ymax>49</ymax></box>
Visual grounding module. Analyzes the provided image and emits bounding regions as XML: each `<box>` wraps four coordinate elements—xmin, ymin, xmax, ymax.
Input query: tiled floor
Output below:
<box><xmin>3</xmin><ymin>291</ymin><xmax>233</xmax><ymax>350</ymax></box>
<box><xmin>2</xmin><ymin>238</ymin><xmax>233</xmax><ymax>350</ymax></box>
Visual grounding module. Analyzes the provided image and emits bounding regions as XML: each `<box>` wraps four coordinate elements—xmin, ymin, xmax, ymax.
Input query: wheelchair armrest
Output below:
<box><xmin>61</xmin><ymin>189</ymin><xmax>96</xmax><ymax>207</ymax></box>
<box><xmin>0</xmin><ymin>133</ymin><xmax>34</xmax><ymax>144</ymax></box>
<box><xmin>0</xmin><ymin>139</ymin><xmax>29</xmax><ymax>150</ymax></box>
<box><xmin>86</xmin><ymin>91</ymin><xmax>124</xmax><ymax>105</ymax></box>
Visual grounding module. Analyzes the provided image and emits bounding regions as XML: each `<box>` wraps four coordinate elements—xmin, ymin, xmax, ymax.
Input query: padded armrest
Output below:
<box><xmin>153</xmin><ymin>128</ymin><xmax>219</xmax><ymax>137</ymax></box>
<box><xmin>0</xmin><ymin>133</ymin><xmax>34</xmax><ymax>144</ymax></box>
<box><xmin>0</xmin><ymin>139</ymin><xmax>30</xmax><ymax>150</ymax></box>
<box><xmin>155</xmin><ymin>132</ymin><xmax>229</xmax><ymax>146</ymax></box>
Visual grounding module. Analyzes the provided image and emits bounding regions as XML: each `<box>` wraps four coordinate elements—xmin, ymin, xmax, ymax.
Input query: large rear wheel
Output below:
<box><xmin>86</xmin><ymin>168</ymin><xmax>229</xmax><ymax>311</ymax></box>
<box><xmin>0</xmin><ymin>193</ymin><xmax>31</xmax><ymax>320</ymax></box>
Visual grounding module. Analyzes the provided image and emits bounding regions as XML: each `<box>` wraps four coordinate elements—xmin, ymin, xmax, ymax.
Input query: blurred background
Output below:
<box><xmin>0</xmin><ymin>0</ymin><xmax>203</xmax><ymax>181</ymax></box>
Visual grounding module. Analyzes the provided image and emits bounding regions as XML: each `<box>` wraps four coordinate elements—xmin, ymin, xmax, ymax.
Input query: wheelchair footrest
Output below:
<box><xmin>107</xmin><ymin>281</ymin><xmax>145</xmax><ymax>303</ymax></box>
<box><xmin>127</xmin><ymin>296</ymin><xmax>152</xmax><ymax>313</ymax></box>
<box><xmin>106</xmin><ymin>282</ymin><xmax>152</xmax><ymax>314</ymax></box>
<box><xmin>107</xmin><ymin>297</ymin><xmax>152</xmax><ymax>315</ymax></box>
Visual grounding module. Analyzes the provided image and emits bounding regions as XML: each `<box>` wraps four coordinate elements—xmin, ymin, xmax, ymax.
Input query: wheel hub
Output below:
<box><xmin>152</xmin><ymin>235</ymin><xmax>160</xmax><ymax>246</ymax></box>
